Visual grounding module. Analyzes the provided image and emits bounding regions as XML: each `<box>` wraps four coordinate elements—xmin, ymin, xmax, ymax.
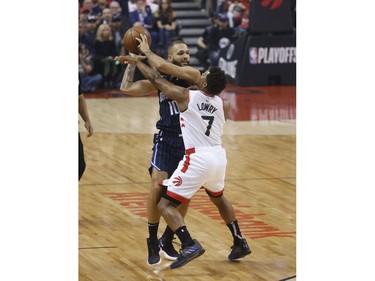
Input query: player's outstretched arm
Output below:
<box><xmin>135</xmin><ymin>60</ymin><xmax>188</xmax><ymax>110</ymax></box>
<box><xmin>115</xmin><ymin>55</ymin><xmax>156</xmax><ymax>96</ymax></box>
<box><xmin>136</xmin><ymin>34</ymin><xmax>201</xmax><ymax>84</ymax></box>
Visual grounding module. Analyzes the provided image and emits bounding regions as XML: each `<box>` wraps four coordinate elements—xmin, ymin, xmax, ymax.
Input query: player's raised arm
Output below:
<box><xmin>115</xmin><ymin>55</ymin><xmax>156</xmax><ymax>96</ymax></box>
<box><xmin>136</xmin><ymin>34</ymin><xmax>201</xmax><ymax>84</ymax></box>
<box><xmin>135</xmin><ymin>59</ymin><xmax>188</xmax><ymax>110</ymax></box>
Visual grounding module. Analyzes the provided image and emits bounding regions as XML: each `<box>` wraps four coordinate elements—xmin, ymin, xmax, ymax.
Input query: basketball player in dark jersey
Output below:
<box><xmin>116</xmin><ymin>40</ymin><xmax>200</xmax><ymax>266</ymax></box>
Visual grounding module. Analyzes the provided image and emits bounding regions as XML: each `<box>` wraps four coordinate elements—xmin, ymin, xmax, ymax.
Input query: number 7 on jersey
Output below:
<box><xmin>201</xmin><ymin>116</ymin><xmax>214</xmax><ymax>136</ymax></box>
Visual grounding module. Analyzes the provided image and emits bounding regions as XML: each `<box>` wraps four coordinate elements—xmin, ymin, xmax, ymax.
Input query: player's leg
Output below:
<box><xmin>158</xmin><ymin>142</ymin><xmax>189</xmax><ymax>261</ymax></box>
<box><xmin>146</xmin><ymin>168</ymin><xmax>186</xmax><ymax>265</ymax></box>
<box><xmin>204</xmin><ymin>147</ymin><xmax>251</xmax><ymax>261</ymax></box>
<box><xmin>157</xmin><ymin>152</ymin><xmax>207</xmax><ymax>269</ymax></box>
<box><xmin>79</xmin><ymin>133</ymin><xmax>86</xmax><ymax>181</ymax></box>
<box><xmin>158</xmin><ymin>195</ymin><xmax>205</xmax><ymax>269</ymax></box>
<box><xmin>146</xmin><ymin>168</ymin><xmax>167</xmax><ymax>266</ymax></box>
<box><xmin>146</xmin><ymin>135</ymin><xmax>182</xmax><ymax>265</ymax></box>
<box><xmin>159</xmin><ymin>201</ymin><xmax>189</xmax><ymax>261</ymax></box>
<box><xmin>207</xmin><ymin>191</ymin><xmax>251</xmax><ymax>261</ymax></box>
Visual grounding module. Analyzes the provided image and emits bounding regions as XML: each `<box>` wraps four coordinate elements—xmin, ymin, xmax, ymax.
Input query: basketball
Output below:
<box><xmin>123</xmin><ymin>26</ymin><xmax>152</xmax><ymax>54</ymax></box>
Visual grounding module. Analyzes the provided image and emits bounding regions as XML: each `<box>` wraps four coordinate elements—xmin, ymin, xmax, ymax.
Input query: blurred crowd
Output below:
<box><xmin>79</xmin><ymin>0</ymin><xmax>180</xmax><ymax>91</ymax></box>
<box><xmin>196</xmin><ymin>0</ymin><xmax>295</xmax><ymax>70</ymax></box>
<box><xmin>78</xmin><ymin>0</ymin><xmax>296</xmax><ymax>92</ymax></box>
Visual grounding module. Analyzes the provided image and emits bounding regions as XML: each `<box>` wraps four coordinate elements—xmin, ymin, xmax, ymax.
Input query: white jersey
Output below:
<box><xmin>163</xmin><ymin>90</ymin><xmax>227</xmax><ymax>202</ymax></box>
<box><xmin>180</xmin><ymin>89</ymin><xmax>225</xmax><ymax>149</ymax></box>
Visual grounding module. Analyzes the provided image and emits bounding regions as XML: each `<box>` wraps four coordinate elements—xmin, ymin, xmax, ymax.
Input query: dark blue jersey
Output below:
<box><xmin>155</xmin><ymin>75</ymin><xmax>191</xmax><ymax>134</ymax></box>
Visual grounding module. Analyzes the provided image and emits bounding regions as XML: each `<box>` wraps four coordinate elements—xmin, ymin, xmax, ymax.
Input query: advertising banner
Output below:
<box><xmin>219</xmin><ymin>33</ymin><xmax>296</xmax><ymax>86</ymax></box>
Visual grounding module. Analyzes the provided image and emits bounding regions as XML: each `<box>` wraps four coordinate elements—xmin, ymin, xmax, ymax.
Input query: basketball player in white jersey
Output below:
<box><xmin>129</xmin><ymin>57</ymin><xmax>251</xmax><ymax>269</ymax></box>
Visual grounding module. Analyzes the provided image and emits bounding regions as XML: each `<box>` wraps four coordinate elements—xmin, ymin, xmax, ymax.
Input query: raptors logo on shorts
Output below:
<box><xmin>173</xmin><ymin>176</ymin><xmax>182</xmax><ymax>186</ymax></box>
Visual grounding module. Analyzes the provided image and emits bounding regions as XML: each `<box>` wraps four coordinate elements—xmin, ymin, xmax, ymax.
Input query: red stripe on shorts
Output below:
<box><xmin>181</xmin><ymin>148</ymin><xmax>195</xmax><ymax>173</ymax></box>
<box><xmin>206</xmin><ymin>189</ymin><xmax>223</xmax><ymax>197</ymax></box>
<box><xmin>166</xmin><ymin>190</ymin><xmax>189</xmax><ymax>204</ymax></box>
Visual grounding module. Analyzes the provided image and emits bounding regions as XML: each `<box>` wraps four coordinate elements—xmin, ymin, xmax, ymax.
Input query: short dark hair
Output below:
<box><xmin>206</xmin><ymin>67</ymin><xmax>227</xmax><ymax>95</ymax></box>
<box><xmin>167</xmin><ymin>40</ymin><xmax>186</xmax><ymax>52</ymax></box>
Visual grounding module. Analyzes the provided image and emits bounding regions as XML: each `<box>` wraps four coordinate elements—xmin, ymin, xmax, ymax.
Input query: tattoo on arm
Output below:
<box><xmin>120</xmin><ymin>64</ymin><xmax>136</xmax><ymax>91</ymax></box>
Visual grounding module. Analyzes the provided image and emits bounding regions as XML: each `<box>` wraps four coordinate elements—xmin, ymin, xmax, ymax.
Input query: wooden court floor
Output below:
<box><xmin>79</xmin><ymin>85</ymin><xmax>296</xmax><ymax>281</ymax></box>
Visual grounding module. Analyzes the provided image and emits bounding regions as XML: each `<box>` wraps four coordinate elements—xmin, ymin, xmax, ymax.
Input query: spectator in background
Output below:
<box><xmin>216</xmin><ymin>0</ymin><xmax>229</xmax><ymax>14</ymax></box>
<box><xmin>79</xmin><ymin>43</ymin><xmax>103</xmax><ymax>92</ymax></box>
<box><xmin>95</xmin><ymin>0</ymin><xmax>110</xmax><ymax>14</ymax></box>
<box><xmin>110</xmin><ymin>0</ymin><xmax>123</xmax><ymax>17</ymax></box>
<box><xmin>81</xmin><ymin>0</ymin><xmax>101</xmax><ymax>15</ymax></box>
<box><xmin>111</xmin><ymin>14</ymin><xmax>125</xmax><ymax>54</ymax></box>
<box><xmin>128</xmin><ymin>0</ymin><xmax>159</xmax><ymax>13</ymax></box>
<box><xmin>148</xmin><ymin>0</ymin><xmax>159</xmax><ymax>13</ymax></box>
<box><xmin>227</xmin><ymin>3</ymin><xmax>247</xmax><ymax>31</ymax></box>
<box><xmin>129</xmin><ymin>0</ymin><xmax>159</xmax><ymax>52</ymax></box>
<box><xmin>197</xmin><ymin>13</ymin><xmax>236</xmax><ymax>69</ymax></box>
<box><xmin>94</xmin><ymin>23</ymin><xmax>121</xmax><ymax>88</ymax></box>
<box><xmin>110</xmin><ymin>13</ymin><xmax>127</xmax><ymax>88</ymax></box>
<box><xmin>84</xmin><ymin>14</ymin><xmax>99</xmax><ymax>55</ymax></box>
<box><xmin>79</xmin><ymin>6</ymin><xmax>90</xmax><ymax>22</ymax></box>
<box><xmin>116</xmin><ymin>0</ymin><xmax>130</xmax><ymax>15</ymax></box>
<box><xmin>79</xmin><ymin>21</ymin><xmax>91</xmax><ymax>47</ymax></box>
<box><xmin>154</xmin><ymin>0</ymin><xmax>178</xmax><ymax>57</ymax></box>
<box><xmin>80</xmin><ymin>0</ymin><xmax>92</xmax><ymax>13</ymax></box>
<box><xmin>98</xmin><ymin>7</ymin><xmax>113</xmax><ymax>25</ymax></box>
<box><xmin>109</xmin><ymin>1</ymin><xmax>131</xmax><ymax>39</ymax></box>
<box><xmin>128</xmin><ymin>0</ymin><xmax>138</xmax><ymax>13</ymax></box>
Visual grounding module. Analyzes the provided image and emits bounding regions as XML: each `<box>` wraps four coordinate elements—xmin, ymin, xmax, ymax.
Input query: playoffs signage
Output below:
<box><xmin>219</xmin><ymin>33</ymin><xmax>296</xmax><ymax>86</ymax></box>
<box><xmin>249</xmin><ymin>46</ymin><xmax>296</xmax><ymax>64</ymax></box>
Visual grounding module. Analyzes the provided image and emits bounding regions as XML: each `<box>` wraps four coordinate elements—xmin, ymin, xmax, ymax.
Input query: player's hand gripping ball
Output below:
<box><xmin>123</xmin><ymin>26</ymin><xmax>152</xmax><ymax>54</ymax></box>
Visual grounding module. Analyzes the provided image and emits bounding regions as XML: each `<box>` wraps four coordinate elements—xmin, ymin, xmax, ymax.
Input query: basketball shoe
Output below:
<box><xmin>146</xmin><ymin>238</ymin><xmax>161</xmax><ymax>266</ymax></box>
<box><xmin>159</xmin><ymin>236</ymin><xmax>179</xmax><ymax>261</ymax></box>
<box><xmin>170</xmin><ymin>239</ymin><xmax>205</xmax><ymax>269</ymax></box>
<box><xmin>228</xmin><ymin>238</ymin><xmax>251</xmax><ymax>261</ymax></box>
